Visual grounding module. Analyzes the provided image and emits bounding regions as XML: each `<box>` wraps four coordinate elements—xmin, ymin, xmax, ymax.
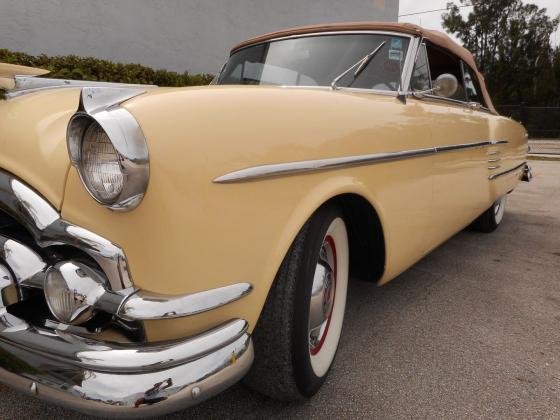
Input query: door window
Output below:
<box><xmin>410</xmin><ymin>43</ymin><xmax>431</xmax><ymax>92</ymax></box>
<box><xmin>461</xmin><ymin>62</ymin><xmax>486</xmax><ymax>106</ymax></box>
<box><xmin>425</xmin><ymin>44</ymin><xmax>467</xmax><ymax>102</ymax></box>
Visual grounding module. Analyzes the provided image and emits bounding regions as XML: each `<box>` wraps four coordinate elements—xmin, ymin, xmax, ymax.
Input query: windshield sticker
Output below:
<box><xmin>388</xmin><ymin>49</ymin><xmax>403</xmax><ymax>61</ymax></box>
<box><xmin>390</xmin><ymin>38</ymin><xmax>403</xmax><ymax>50</ymax></box>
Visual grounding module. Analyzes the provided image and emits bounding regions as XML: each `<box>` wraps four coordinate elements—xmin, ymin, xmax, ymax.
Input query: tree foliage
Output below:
<box><xmin>442</xmin><ymin>0</ymin><xmax>559</xmax><ymax>106</ymax></box>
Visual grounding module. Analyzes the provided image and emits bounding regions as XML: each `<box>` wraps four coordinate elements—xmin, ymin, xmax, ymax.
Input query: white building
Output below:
<box><xmin>0</xmin><ymin>0</ymin><xmax>399</xmax><ymax>74</ymax></box>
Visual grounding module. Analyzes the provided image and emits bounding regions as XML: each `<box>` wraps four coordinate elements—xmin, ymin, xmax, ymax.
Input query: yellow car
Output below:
<box><xmin>0</xmin><ymin>22</ymin><xmax>530</xmax><ymax>417</ymax></box>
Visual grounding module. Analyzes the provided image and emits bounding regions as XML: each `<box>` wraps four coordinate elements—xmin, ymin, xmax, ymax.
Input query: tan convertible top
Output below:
<box><xmin>231</xmin><ymin>22</ymin><xmax>496</xmax><ymax>113</ymax></box>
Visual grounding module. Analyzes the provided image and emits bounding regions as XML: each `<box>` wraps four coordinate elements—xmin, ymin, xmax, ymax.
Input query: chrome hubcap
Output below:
<box><xmin>494</xmin><ymin>196</ymin><xmax>506</xmax><ymax>224</ymax></box>
<box><xmin>309</xmin><ymin>236</ymin><xmax>336</xmax><ymax>355</ymax></box>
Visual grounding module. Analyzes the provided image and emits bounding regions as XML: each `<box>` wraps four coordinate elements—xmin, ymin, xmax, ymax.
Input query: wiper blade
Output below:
<box><xmin>331</xmin><ymin>41</ymin><xmax>387</xmax><ymax>90</ymax></box>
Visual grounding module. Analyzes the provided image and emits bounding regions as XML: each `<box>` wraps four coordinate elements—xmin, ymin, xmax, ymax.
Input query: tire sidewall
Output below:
<box><xmin>292</xmin><ymin>205</ymin><xmax>349</xmax><ymax>397</ymax></box>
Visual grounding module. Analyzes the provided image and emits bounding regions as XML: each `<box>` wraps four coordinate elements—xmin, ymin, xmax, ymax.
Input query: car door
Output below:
<box><xmin>409</xmin><ymin>42</ymin><xmax>491</xmax><ymax>251</ymax></box>
<box><xmin>460</xmin><ymin>61</ymin><xmax>497</xmax><ymax>212</ymax></box>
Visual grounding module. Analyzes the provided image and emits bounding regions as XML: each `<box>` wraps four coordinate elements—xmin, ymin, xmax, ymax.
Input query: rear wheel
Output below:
<box><xmin>471</xmin><ymin>195</ymin><xmax>507</xmax><ymax>233</ymax></box>
<box><xmin>244</xmin><ymin>204</ymin><xmax>349</xmax><ymax>400</ymax></box>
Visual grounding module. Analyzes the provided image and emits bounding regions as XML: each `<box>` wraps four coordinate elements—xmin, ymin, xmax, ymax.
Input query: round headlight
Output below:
<box><xmin>44</xmin><ymin>262</ymin><xmax>108</xmax><ymax>325</ymax></box>
<box><xmin>67</xmin><ymin>104</ymin><xmax>149</xmax><ymax>212</ymax></box>
<box><xmin>80</xmin><ymin>121</ymin><xmax>124</xmax><ymax>203</ymax></box>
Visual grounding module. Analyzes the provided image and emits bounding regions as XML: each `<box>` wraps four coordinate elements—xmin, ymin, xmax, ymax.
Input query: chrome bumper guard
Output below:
<box><xmin>0</xmin><ymin>315</ymin><xmax>253</xmax><ymax>417</ymax></box>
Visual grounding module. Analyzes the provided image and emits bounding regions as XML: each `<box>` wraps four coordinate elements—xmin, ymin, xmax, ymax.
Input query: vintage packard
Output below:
<box><xmin>0</xmin><ymin>22</ymin><xmax>530</xmax><ymax>417</ymax></box>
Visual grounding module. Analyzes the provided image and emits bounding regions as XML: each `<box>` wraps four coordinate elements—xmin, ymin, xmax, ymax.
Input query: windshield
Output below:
<box><xmin>217</xmin><ymin>33</ymin><xmax>410</xmax><ymax>91</ymax></box>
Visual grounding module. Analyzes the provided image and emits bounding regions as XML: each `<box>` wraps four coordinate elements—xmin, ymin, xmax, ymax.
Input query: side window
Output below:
<box><xmin>461</xmin><ymin>62</ymin><xmax>486</xmax><ymax>106</ymax></box>
<box><xmin>425</xmin><ymin>44</ymin><xmax>467</xmax><ymax>102</ymax></box>
<box><xmin>410</xmin><ymin>43</ymin><xmax>431</xmax><ymax>91</ymax></box>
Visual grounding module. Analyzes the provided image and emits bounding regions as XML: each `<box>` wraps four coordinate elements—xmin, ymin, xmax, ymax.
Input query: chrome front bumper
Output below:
<box><xmin>0</xmin><ymin>169</ymin><xmax>255</xmax><ymax>416</ymax></box>
<box><xmin>0</xmin><ymin>315</ymin><xmax>253</xmax><ymax>417</ymax></box>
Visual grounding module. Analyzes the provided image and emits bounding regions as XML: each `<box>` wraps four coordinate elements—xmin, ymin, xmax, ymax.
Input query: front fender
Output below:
<box><xmin>60</xmin><ymin>86</ymin><xmax>428</xmax><ymax>341</ymax></box>
<box><xmin>0</xmin><ymin>89</ymin><xmax>80</xmax><ymax>208</ymax></box>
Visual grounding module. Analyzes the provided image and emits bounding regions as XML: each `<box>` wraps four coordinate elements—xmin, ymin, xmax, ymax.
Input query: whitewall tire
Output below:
<box><xmin>244</xmin><ymin>204</ymin><xmax>349</xmax><ymax>400</ymax></box>
<box><xmin>471</xmin><ymin>195</ymin><xmax>508</xmax><ymax>233</ymax></box>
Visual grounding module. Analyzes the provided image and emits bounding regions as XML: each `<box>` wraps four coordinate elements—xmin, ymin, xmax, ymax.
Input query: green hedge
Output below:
<box><xmin>0</xmin><ymin>49</ymin><xmax>214</xmax><ymax>90</ymax></box>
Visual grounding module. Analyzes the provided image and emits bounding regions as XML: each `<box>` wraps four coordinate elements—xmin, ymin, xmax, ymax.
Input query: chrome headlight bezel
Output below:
<box><xmin>67</xmin><ymin>88</ymin><xmax>149</xmax><ymax>212</ymax></box>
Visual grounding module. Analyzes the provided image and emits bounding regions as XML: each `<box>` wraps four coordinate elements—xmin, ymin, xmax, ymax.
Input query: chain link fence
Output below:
<box><xmin>497</xmin><ymin>105</ymin><xmax>560</xmax><ymax>155</ymax></box>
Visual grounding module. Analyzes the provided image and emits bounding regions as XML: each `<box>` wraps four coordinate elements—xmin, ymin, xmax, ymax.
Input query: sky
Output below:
<box><xmin>398</xmin><ymin>0</ymin><xmax>560</xmax><ymax>46</ymax></box>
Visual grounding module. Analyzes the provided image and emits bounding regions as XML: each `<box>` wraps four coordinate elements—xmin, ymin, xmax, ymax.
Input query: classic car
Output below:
<box><xmin>0</xmin><ymin>22</ymin><xmax>530</xmax><ymax>417</ymax></box>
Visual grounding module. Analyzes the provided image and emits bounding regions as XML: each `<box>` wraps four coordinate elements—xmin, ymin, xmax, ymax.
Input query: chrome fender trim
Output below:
<box><xmin>488</xmin><ymin>162</ymin><xmax>528</xmax><ymax>180</ymax></box>
<box><xmin>214</xmin><ymin>140</ymin><xmax>509</xmax><ymax>183</ymax></box>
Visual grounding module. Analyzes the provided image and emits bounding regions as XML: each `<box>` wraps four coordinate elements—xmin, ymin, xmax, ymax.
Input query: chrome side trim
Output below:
<box><xmin>118</xmin><ymin>282</ymin><xmax>253</xmax><ymax>321</ymax></box>
<box><xmin>214</xmin><ymin>140</ymin><xmax>509</xmax><ymax>184</ymax></box>
<box><xmin>214</xmin><ymin>148</ymin><xmax>434</xmax><ymax>183</ymax></box>
<box><xmin>0</xmin><ymin>314</ymin><xmax>253</xmax><ymax>417</ymax></box>
<box><xmin>5</xmin><ymin>76</ymin><xmax>155</xmax><ymax>99</ymax></box>
<box><xmin>488</xmin><ymin>162</ymin><xmax>527</xmax><ymax>180</ymax></box>
<box><xmin>0</xmin><ymin>169</ymin><xmax>133</xmax><ymax>290</ymax></box>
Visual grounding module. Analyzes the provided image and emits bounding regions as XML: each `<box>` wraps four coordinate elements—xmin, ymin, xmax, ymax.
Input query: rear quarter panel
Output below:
<box><xmin>488</xmin><ymin>114</ymin><xmax>528</xmax><ymax>198</ymax></box>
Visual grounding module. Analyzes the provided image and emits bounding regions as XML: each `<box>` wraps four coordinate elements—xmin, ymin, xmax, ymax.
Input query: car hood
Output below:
<box><xmin>0</xmin><ymin>87</ymin><xmax>81</xmax><ymax>209</ymax></box>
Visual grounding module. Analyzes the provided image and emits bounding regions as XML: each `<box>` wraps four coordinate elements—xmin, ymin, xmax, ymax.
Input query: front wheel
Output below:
<box><xmin>244</xmin><ymin>204</ymin><xmax>349</xmax><ymax>400</ymax></box>
<box><xmin>470</xmin><ymin>195</ymin><xmax>507</xmax><ymax>233</ymax></box>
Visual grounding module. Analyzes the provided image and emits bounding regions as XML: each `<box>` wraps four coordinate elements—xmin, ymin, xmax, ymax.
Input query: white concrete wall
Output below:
<box><xmin>0</xmin><ymin>0</ymin><xmax>399</xmax><ymax>74</ymax></box>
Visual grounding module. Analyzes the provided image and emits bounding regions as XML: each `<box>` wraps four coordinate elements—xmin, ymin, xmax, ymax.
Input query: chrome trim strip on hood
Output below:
<box><xmin>5</xmin><ymin>76</ymin><xmax>155</xmax><ymax>99</ymax></box>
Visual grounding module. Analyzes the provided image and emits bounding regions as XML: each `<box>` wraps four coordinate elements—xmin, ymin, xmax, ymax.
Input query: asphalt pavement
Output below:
<box><xmin>0</xmin><ymin>161</ymin><xmax>558</xmax><ymax>419</ymax></box>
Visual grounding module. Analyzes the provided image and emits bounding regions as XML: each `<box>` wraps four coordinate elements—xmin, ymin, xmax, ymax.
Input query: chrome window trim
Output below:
<box><xmin>278</xmin><ymin>84</ymin><xmax>400</xmax><ymax>97</ymax></box>
<box><xmin>401</xmin><ymin>36</ymin><xmax>421</xmax><ymax>94</ymax></box>
<box><xmin>255</xmin><ymin>30</ymin><xmax>416</xmax><ymax>48</ymax></box>
<box><xmin>488</xmin><ymin>162</ymin><xmax>527</xmax><ymax>180</ymax></box>
<box><xmin>214</xmin><ymin>140</ymin><xmax>509</xmax><ymax>184</ymax></box>
<box><xmin>412</xmin><ymin>94</ymin><xmax>495</xmax><ymax>115</ymax></box>
<box><xmin>409</xmin><ymin>40</ymin><xmax>433</xmax><ymax>93</ymax></box>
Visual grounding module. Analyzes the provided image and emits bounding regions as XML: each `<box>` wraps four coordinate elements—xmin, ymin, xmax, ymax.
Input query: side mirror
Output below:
<box><xmin>433</xmin><ymin>73</ymin><xmax>459</xmax><ymax>98</ymax></box>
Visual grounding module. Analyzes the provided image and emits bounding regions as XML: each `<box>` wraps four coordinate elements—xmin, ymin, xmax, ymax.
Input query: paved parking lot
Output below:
<box><xmin>0</xmin><ymin>161</ymin><xmax>559</xmax><ymax>419</ymax></box>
